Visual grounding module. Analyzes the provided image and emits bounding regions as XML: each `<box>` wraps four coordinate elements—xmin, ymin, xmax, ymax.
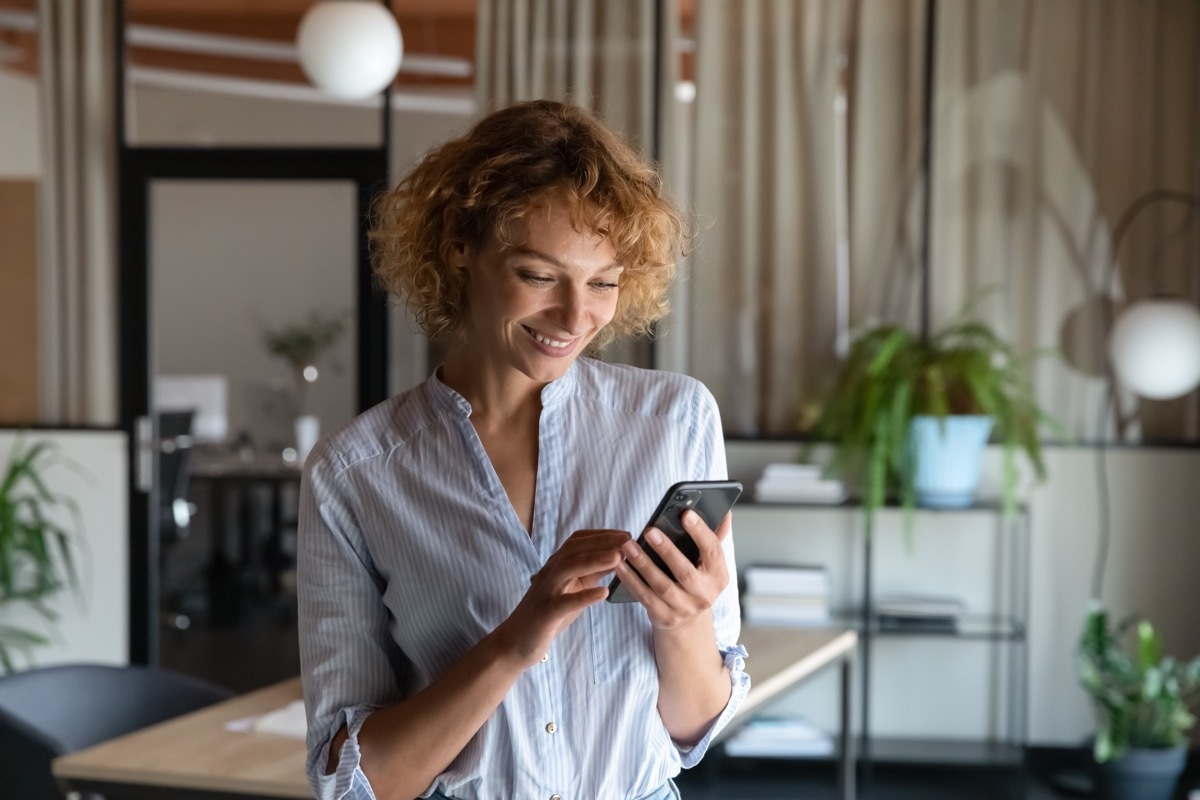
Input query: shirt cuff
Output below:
<box><xmin>675</xmin><ymin>642</ymin><xmax>751</xmax><ymax>768</ymax></box>
<box><xmin>310</xmin><ymin>704</ymin><xmax>380</xmax><ymax>800</ymax></box>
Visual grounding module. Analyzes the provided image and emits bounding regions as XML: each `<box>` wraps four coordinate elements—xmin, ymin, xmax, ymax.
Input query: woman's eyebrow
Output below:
<box><xmin>509</xmin><ymin>245</ymin><xmax>623</xmax><ymax>274</ymax></box>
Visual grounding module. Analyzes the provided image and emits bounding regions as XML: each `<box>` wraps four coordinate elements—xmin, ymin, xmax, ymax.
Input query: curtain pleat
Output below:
<box><xmin>685</xmin><ymin>0</ymin><xmax>1199</xmax><ymax>441</ymax></box>
<box><xmin>36</xmin><ymin>0</ymin><xmax>118</xmax><ymax>426</ymax></box>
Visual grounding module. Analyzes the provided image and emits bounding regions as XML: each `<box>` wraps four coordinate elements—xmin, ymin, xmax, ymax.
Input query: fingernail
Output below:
<box><xmin>646</xmin><ymin>528</ymin><xmax>663</xmax><ymax>545</ymax></box>
<box><xmin>622</xmin><ymin>542</ymin><xmax>641</xmax><ymax>559</ymax></box>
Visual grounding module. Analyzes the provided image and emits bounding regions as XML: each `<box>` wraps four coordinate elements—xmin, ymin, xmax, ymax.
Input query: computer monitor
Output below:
<box><xmin>154</xmin><ymin>374</ymin><xmax>229</xmax><ymax>443</ymax></box>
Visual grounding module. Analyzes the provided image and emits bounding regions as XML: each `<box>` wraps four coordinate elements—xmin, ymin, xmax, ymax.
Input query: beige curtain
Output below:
<box><xmin>475</xmin><ymin>0</ymin><xmax>679</xmax><ymax>368</ymax></box>
<box><xmin>686</xmin><ymin>0</ymin><xmax>927</xmax><ymax>435</ymax></box>
<box><xmin>930</xmin><ymin>0</ymin><xmax>1200</xmax><ymax>443</ymax></box>
<box><xmin>36</xmin><ymin>0</ymin><xmax>118</xmax><ymax>425</ymax></box>
<box><xmin>685</xmin><ymin>0</ymin><xmax>1200</xmax><ymax>440</ymax></box>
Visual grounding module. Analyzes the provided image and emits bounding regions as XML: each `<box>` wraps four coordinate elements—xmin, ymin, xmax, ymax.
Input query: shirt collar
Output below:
<box><xmin>427</xmin><ymin>361</ymin><xmax>580</xmax><ymax>416</ymax></box>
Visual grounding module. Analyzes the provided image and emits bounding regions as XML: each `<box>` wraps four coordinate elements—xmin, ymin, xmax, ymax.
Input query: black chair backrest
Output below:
<box><xmin>0</xmin><ymin>663</ymin><xmax>233</xmax><ymax>800</ymax></box>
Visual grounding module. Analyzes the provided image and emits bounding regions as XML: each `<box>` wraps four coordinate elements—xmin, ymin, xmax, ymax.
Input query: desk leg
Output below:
<box><xmin>839</xmin><ymin>655</ymin><xmax>856</xmax><ymax>800</ymax></box>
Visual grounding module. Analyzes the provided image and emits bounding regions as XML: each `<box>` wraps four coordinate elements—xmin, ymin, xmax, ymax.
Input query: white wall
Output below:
<box><xmin>133</xmin><ymin>83</ymin><xmax>471</xmax><ymax>448</ymax></box>
<box><xmin>0</xmin><ymin>430</ymin><xmax>129</xmax><ymax>670</ymax></box>
<box><xmin>725</xmin><ymin>441</ymin><xmax>1200</xmax><ymax>746</ymax></box>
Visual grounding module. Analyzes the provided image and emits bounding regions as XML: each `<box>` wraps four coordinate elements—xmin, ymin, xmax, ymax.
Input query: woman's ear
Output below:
<box><xmin>451</xmin><ymin>241</ymin><xmax>470</xmax><ymax>274</ymax></box>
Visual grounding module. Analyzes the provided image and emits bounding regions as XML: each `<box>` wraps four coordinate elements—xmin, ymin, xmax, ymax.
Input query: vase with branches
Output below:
<box><xmin>262</xmin><ymin>309</ymin><xmax>348</xmax><ymax>417</ymax></box>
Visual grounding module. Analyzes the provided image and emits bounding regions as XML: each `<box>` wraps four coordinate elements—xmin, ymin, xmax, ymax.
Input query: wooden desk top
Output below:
<box><xmin>52</xmin><ymin>626</ymin><xmax>855</xmax><ymax>798</ymax></box>
<box><xmin>723</xmin><ymin>625</ymin><xmax>857</xmax><ymax>739</ymax></box>
<box><xmin>53</xmin><ymin>676</ymin><xmax>311</xmax><ymax>799</ymax></box>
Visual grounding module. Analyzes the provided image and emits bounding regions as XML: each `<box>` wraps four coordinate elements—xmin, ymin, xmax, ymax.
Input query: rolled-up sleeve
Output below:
<box><xmin>298</xmin><ymin>441</ymin><xmax>407</xmax><ymax>800</ymax></box>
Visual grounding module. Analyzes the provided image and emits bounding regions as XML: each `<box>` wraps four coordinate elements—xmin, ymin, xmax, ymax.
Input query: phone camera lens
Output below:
<box><xmin>674</xmin><ymin>493</ymin><xmax>686</xmax><ymax>502</ymax></box>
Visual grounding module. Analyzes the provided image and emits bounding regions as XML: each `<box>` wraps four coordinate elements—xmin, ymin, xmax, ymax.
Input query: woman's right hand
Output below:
<box><xmin>494</xmin><ymin>528</ymin><xmax>629</xmax><ymax>669</ymax></box>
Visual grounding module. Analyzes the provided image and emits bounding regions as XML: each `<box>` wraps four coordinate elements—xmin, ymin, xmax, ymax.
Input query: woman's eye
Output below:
<box><xmin>519</xmin><ymin>272</ymin><xmax>552</xmax><ymax>285</ymax></box>
<box><xmin>592</xmin><ymin>281</ymin><xmax>619</xmax><ymax>292</ymax></box>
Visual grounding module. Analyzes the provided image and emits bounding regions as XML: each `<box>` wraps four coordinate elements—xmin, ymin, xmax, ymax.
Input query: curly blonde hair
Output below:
<box><xmin>370</xmin><ymin>99</ymin><xmax>690</xmax><ymax>349</ymax></box>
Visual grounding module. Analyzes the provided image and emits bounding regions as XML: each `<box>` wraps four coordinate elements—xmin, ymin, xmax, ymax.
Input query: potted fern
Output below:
<box><xmin>0</xmin><ymin>438</ymin><xmax>82</xmax><ymax>672</ymax></box>
<box><xmin>1078</xmin><ymin>604</ymin><xmax>1200</xmax><ymax>800</ymax></box>
<box><xmin>807</xmin><ymin>301</ymin><xmax>1053</xmax><ymax>532</ymax></box>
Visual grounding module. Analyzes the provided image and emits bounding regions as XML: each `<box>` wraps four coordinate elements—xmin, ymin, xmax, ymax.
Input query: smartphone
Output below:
<box><xmin>606</xmin><ymin>480</ymin><xmax>743</xmax><ymax>603</ymax></box>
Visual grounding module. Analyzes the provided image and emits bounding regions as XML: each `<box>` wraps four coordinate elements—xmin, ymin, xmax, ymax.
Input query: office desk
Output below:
<box><xmin>723</xmin><ymin>626</ymin><xmax>858</xmax><ymax>800</ymax></box>
<box><xmin>191</xmin><ymin>454</ymin><xmax>302</xmax><ymax>616</ymax></box>
<box><xmin>54</xmin><ymin>626</ymin><xmax>856</xmax><ymax>800</ymax></box>
<box><xmin>53</xmin><ymin>677</ymin><xmax>310</xmax><ymax>799</ymax></box>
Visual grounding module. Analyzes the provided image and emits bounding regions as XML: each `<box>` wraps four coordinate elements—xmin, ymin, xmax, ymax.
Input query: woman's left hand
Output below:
<box><xmin>614</xmin><ymin>510</ymin><xmax>732</xmax><ymax>631</ymax></box>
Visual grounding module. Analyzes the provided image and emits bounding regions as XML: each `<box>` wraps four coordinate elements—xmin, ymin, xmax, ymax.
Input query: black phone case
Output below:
<box><xmin>607</xmin><ymin>480</ymin><xmax>743</xmax><ymax>603</ymax></box>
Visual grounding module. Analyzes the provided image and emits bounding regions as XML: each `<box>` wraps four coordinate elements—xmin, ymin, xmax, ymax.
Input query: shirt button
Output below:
<box><xmin>545</xmin><ymin>721</ymin><xmax>557</xmax><ymax>734</ymax></box>
<box><xmin>541</xmin><ymin>653</ymin><xmax>548</xmax><ymax>662</ymax></box>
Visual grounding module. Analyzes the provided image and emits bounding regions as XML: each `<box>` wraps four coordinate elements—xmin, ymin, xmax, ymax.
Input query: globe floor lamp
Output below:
<box><xmin>1092</xmin><ymin>187</ymin><xmax>1200</xmax><ymax>603</ymax></box>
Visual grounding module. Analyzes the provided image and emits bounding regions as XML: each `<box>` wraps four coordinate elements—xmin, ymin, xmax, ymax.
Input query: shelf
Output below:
<box><xmin>865</xmin><ymin>736</ymin><xmax>1025</xmax><ymax>768</ymax></box>
<box><xmin>718</xmin><ymin>736</ymin><xmax>1025</xmax><ymax>769</ymax></box>
<box><xmin>827</xmin><ymin>613</ymin><xmax>1025</xmax><ymax>641</ymax></box>
<box><xmin>740</xmin><ymin>495</ymin><xmax>1023</xmax><ymax>514</ymax></box>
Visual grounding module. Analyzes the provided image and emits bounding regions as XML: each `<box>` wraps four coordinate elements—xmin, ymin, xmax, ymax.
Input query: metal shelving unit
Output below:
<box><xmin>736</xmin><ymin>497</ymin><xmax>1031</xmax><ymax>778</ymax></box>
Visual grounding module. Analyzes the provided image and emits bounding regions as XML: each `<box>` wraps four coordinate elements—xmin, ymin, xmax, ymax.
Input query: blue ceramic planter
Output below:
<box><xmin>910</xmin><ymin>415</ymin><xmax>994</xmax><ymax>508</ymax></box>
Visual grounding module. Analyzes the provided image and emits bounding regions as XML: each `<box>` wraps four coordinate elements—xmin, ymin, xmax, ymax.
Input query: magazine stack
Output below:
<box><xmin>753</xmin><ymin>463</ymin><xmax>846</xmax><ymax>503</ymax></box>
<box><xmin>723</xmin><ymin>714</ymin><xmax>834</xmax><ymax>758</ymax></box>
<box><xmin>741</xmin><ymin>563</ymin><xmax>831</xmax><ymax>627</ymax></box>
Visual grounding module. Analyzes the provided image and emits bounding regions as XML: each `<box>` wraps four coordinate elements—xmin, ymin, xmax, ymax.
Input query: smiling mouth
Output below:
<box><xmin>524</xmin><ymin>326</ymin><xmax>575</xmax><ymax>350</ymax></box>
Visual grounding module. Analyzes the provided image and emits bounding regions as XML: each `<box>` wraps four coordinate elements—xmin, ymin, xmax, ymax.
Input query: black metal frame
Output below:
<box><xmin>115</xmin><ymin>3</ymin><xmax>391</xmax><ymax>665</ymax></box>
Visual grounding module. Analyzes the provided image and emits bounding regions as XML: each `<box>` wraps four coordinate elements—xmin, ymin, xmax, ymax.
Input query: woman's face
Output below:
<box><xmin>458</xmin><ymin>204</ymin><xmax>622</xmax><ymax>386</ymax></box>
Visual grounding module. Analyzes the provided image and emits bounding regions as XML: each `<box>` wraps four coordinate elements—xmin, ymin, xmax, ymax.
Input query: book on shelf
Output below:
<box><xmin>743</xmin><ymin>563</ymin><xmax>830</xmax><ymax>596</ymax></box>
<box><xmin>752</xmin><ymin>465</ymin><xmax>846</xmax><ymax>503</ymax></box>
<box><xmin>742</xmin><ymin>594</ymin><xmax>831</xmax><ymax>627</ymax></box>
<box><xmin>874</xmin><ymin>594</ymin><xmax>964</xmax><ymax>632</ymax></box>
<box><xmin>760</xmin><ymin>462</ymin><xmax>824</xmax><ymax>480</ymax></box>
<box><xmin>723</xmin><ymin>714</ymin><xmax>835</xmax><ymax>758</ymax></box>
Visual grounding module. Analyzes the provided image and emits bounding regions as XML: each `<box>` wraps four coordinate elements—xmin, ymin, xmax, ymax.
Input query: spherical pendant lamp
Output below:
<box><xmin>1109</xmin><ymin>296</ymin><xmax>1200</xmax><ymax>399</ymax></box>
<box><xmin>296</xmin><ymin>1</ymin><xmax>403</xmax><ymax>100</ymax></box>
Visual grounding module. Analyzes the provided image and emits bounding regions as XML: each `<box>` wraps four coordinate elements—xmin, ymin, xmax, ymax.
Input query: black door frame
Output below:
<box><xmin>115</xmin><ymin>4</ymin><xmax>391</xmax><ymax>665</ymax></box>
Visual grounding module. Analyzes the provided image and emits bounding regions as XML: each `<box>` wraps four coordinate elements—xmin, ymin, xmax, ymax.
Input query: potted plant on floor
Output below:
<box><xmin>806</xmin><ymin>296</ymin><xmax>1056</xmax><ymax>533</ymax></box>
<box><xmin>0</xmin><ymin>438</ymin><xmax>82</xmax><ymax>672</ymax></box>
<box><xmin>1077</xmin><ymin>604</ymin><xmax>1200</xmax><ymax>800</ymax></box>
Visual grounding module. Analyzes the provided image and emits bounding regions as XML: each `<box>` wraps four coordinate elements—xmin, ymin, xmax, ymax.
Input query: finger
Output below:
<box><xmin>611</xmin><ymin>559</ymin><xmax>667</xmax><ymax>612</ymax></box>
<box><xmin>543</xmin><ymin>548</ymin><xmax>624</xmax><ymax>586</ymax></box>
<box><xmin>641</xmin><ymin>527</ymin><xmax>699</xmax><ymax>589</ymax></box>
<box><xmin>682</xmin><ymin>510</ymin><xmax>727</xmax><ymax>566</ymax></box>
<box><xmin>621</xmin><ymin>537</ymin><xmax>683</xmax><ymax>599</ymax></box>
<box><xmin>557</xmin><ymin>529</ymin><xmax>632</xmax><ymax>557</ymax></box>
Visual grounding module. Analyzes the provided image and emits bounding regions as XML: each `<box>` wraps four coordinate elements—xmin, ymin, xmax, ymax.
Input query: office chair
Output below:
<box><xmin>0</xmin><ymin>662</ymin><xmax>233</xmax><ymax>800</ymax></box>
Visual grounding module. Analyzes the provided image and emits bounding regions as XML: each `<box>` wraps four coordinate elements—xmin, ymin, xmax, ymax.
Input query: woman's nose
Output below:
<box><xmin>554</xmin><ymin>284</ymin><xmax>587</xmax><ymax>333</ymax></box>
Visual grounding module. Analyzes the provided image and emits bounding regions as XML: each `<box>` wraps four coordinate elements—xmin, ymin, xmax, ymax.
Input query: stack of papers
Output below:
<box><xmin>742</xmin><ymin>563</ymin><xmax>831</xmax><ymax>627</ymax></box>
<box><xmin>754</xmin><ymin>463</ymin><xmax>846</xmax><ymax>504</ymax></box>
<box><xmin>724</xmin><ymin>715</ymin><xmax>835</xmax><ymax>758</ymax></box>
<box><xmin>226</xmin><ymin>699</ymin><xmax>308</xmax><ymax>739</ymax></box>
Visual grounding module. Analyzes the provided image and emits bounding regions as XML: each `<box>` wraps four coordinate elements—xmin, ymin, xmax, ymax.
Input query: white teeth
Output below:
<box><xmin>531</xmin><ymin>330</ymin><xmax>570</xmax><ymax>348</ymax></box>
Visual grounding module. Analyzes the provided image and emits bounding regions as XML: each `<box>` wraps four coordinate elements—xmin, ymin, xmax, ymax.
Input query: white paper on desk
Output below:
<box><xmin>225</xmin><ymin>699</ymin><xmax>308</xmax><ymax>739</ymax></box>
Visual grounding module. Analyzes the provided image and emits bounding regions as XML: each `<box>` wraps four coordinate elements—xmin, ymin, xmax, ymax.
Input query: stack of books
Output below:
<box><xmin>874</xmin><ymin>594</ymin><xmax>965</xmax><ymax>633</ymax></box>
<box><xmin>753</xmin><ymin>463</ymin><xmax>846</xmax><ymax>503</ymax></box>
<box><xmin>723</xmin><ymin>714</ymin><xmax>834</xmax><ymax>758</ymax></box>
<box><xmin>741</xmin><ymin>563</ymin><xmax>831</xmax><ymax>627</ymax></box>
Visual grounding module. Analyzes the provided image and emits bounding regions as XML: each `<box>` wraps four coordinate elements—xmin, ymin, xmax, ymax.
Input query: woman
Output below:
<box><xmin>298</xmin><ymin>99</ymin><xmax>748</xmax><ymax>800</ymax></box>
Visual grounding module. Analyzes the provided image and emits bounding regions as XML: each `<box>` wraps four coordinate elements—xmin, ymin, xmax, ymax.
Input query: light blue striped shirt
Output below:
<box><xmin>298</xmin><ymin>358</ymin><xmax>750</xmax><ymax>800</ymax></box>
